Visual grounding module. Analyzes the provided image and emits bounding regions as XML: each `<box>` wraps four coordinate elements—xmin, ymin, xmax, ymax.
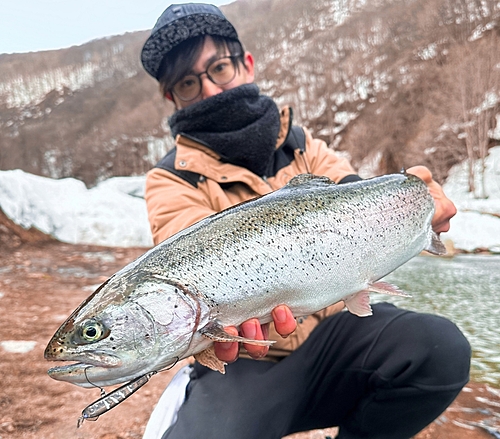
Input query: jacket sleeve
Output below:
<box><xmin>145</xmin><ymin>167</ymin><xmax>218</xmax><ymax>245</ymax></box>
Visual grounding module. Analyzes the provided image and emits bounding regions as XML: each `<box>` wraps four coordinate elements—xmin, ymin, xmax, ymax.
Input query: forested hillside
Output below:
<box><xmin>1</xmin><ymin>0</ymin><xmax>499</xmax><ymax>192</ymax></box>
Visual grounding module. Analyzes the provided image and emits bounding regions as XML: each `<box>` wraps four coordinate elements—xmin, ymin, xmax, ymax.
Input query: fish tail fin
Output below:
<box><xmin>425</xmin><ymin>232</ymin><xmax>447</xmax><ymax>256</ymax></box>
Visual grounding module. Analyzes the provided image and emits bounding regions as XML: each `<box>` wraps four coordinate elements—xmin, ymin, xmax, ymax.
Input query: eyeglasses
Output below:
<box><xmin>171</xmin><ymin>55</ymin><xmax>242</xmax><ymax>102</ymax></box>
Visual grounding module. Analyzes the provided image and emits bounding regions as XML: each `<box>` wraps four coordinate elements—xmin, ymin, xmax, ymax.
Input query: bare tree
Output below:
<box><xmin>452</xmin><ymin>29</ymin><xmax>500</xmax><ymax>197</ymax></box>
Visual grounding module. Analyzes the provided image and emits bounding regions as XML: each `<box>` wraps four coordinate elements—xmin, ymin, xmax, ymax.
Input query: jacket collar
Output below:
<box><xmin>172</xmin><ymin>106</ymin><xmax>293</xmax><ymax>190</ymax></box>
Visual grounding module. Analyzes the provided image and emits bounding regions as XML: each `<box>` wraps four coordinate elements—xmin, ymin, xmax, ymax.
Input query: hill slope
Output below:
<box><xmin>0</xmin><ymin>0</ymin><xmax>499</xmax><ymax>186</ymax></box>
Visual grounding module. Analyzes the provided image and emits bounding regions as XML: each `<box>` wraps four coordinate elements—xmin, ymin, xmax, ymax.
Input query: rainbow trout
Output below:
<box><xmin>45</xmin><ymin>173</ymin><xmax>445</xmax><ymax>388</ymax></box>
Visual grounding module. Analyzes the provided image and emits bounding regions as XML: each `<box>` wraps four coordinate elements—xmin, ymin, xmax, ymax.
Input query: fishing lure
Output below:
<box><xmin>77</xmin><ymin>371</ymin><xmax>156</xmax><ymax>427</ymax></box>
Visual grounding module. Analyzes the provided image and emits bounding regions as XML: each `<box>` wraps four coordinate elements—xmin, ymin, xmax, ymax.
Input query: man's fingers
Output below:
<box><xmin>213</xmin><ymin>308</ymin><xmax>297</xmax><ymax>363</ymax></box>
<box><xmin>407</xmin><ymin>165</ymin><xmax>432</xmax><ymax>183</ymax></box>
<box><xmin>272</xmin><ymin>305</ymin><xmax>297</xmax><ymax>337</ymax></box>
<box><xmin>241</xmin><ymin>319</ymin><xmax>269</xmax><ymax>359</ymax></box>
<box><xmin>407</xmin><ymin>166</ymin><xmax>457</xmax><ymax>234</ymax></box>
<box><xmin>213</xmin><ymin>326</ymin><xmax>239</xmax><ymax>363</ymax></box>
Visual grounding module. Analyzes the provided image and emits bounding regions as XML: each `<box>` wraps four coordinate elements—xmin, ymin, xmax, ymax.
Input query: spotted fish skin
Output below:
<box><xmin>45</xmin><ymin>173</ymin><xmax>444</xmax><ymax>387</ymax></box>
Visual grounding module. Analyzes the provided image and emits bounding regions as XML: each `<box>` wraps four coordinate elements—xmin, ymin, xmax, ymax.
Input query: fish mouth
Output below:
<box><xmin>46</xmin><ymin>353</ymin><xmax>122</xmax><ymax>385</ymax></box>
<box><xmin>47</xmin><ymin>357</ymin><xmax>152</xmax><ymax>388</ymax></box>
<box><xmin>48</xmin><ymin>362</ymin><xmax>101</xmax><ymax>378</ymax></box>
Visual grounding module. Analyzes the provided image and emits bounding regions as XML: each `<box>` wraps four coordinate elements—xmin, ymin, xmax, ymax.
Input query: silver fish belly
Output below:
<box><xmin>45</xmin><ymin>173</ymin><xmax>445</xmax><ymax>387</ymax></box>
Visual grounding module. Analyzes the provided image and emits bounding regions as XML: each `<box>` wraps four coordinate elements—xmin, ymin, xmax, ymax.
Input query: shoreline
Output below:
<box><xmin>0</xmin><ymin>239</ymin><xmax>499</xmax><ymax>438</ymax></box>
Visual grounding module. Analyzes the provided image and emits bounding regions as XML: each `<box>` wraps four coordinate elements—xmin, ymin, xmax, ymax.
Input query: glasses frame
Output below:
<box><xmin>170</xmin><ymin>54</ymin><xmax>243</xmax><ymax>102</ymax></box>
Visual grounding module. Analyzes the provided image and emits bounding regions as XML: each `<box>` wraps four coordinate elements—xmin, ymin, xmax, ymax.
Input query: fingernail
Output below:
<box><xmin>244</xmin><ymin>322</ymin><xmax>257</xmax><ymax>339</ymax></box>
<box><xmin>219</xmin><ymin>342</ymin><xmax>233</xmax><ymax>350</ymax></box>
<box><xmin>274</xmin><ymin>307</ymin><xmax>287</xmax><ymax>323</ymax></box>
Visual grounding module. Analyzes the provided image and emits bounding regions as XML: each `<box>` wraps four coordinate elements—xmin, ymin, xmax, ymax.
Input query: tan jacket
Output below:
<box><xmin>145</xmin><ymin>107</ymin><xmax>356</xmax><ymax>359</ymax></box>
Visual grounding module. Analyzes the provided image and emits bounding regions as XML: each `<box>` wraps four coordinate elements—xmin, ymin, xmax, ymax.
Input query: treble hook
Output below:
<box><xmin>77</xmin><ymin>358</ymin><xmax>180</xmax><ymax>428</ymax></box>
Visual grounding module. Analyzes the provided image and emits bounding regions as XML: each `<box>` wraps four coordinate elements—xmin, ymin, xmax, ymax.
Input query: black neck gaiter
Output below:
<box><xmin>168</xmin><ymin>84</ymin><xmax>281</xmax><ymax>176</ymax></box>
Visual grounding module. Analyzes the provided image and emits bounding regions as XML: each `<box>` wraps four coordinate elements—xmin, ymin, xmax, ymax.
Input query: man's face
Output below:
<box><xmin>171</xmin><ymin>37</ymin><xmax>255</xmax><ymax>110</ymax></box>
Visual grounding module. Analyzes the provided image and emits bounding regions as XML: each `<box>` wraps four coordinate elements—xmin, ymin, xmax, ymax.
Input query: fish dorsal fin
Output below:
<box><xmin>425</xmin><ymin>232</ymin><xmax>447</xmax><ymax>256</ymax></box>
<box><xmin>194</xmin><ymin>346</ymin><xmax>226</xmax><ymax>374</ymax></box>
<box><xmin>286</xmin><ymin>174</ymin><xmax>334</xmax><ymax>187</ymax></box>
<box><xmin>199</xmin><ymin>321</ymin><xmax>274</xmax><ymax>346</ymax></box>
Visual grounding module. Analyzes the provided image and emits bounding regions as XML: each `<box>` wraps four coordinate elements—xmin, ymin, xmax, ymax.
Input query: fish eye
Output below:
<box><xmin>81</xmin><ymin>320</ymin><xmax>106</xmax><ymax>342</ymax></box>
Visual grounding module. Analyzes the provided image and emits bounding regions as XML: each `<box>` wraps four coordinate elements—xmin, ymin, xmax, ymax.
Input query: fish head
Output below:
<box><xmin>45</xmin><ymin>272</ymin><xmax>200</xmax><ymax>388</ymax></box>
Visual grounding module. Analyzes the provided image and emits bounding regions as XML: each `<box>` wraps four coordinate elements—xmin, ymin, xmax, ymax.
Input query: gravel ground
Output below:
<box><xmin>0</xmin><ymin>218</ymin><xmax>498</xmax><ymax>439</ymax></box>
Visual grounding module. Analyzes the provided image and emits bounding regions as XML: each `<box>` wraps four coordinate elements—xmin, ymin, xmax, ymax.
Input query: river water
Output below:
<box><xmin>374</xmin><ymin>254</ymin><xmax>500</xmax><ymax>386</ymax></box>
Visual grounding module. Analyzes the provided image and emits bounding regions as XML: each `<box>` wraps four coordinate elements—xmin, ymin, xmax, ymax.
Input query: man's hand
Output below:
<box><xmin>213</xmin><ymin>305</ymin><xmax>297</xmax><ymax>363</ymax></box>
<box><xmin>407</xmin><ymin>166</ymin><xmax>457</xmax><ymax>233</ymax></box>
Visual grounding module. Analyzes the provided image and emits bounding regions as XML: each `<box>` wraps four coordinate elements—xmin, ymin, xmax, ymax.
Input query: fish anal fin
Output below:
<box><xmin>199</xmin><ymin>321</ymin><xmax>275</xmax><ymax>346</ymax></box>
<box><xmin>194</xmin><ymin>346</ymin><xmax>226</xmax><ymax>374</ymax></box>
<box><xmin>343</xmin><ymin>290</ymin><xmax>372</xmax><ymax>317</ymax></box>
<box><xmin>425</xmin><ymin>232</ymin><xmax>447</xmax><ymax>256</ymax></box>
<box><xmin>368</xmin><ymin>281</ymin><xmax>411</xmax><ymax>297</ymax></box>
<box><xmin>344</xmin><ymin>282</ymin><xmax>410</xmax><ymax>316</ymax></box>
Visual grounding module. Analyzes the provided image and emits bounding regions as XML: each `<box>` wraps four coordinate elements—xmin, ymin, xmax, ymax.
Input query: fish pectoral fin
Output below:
<box><xmin>194</xmin><ymin>346</ymin><xmax>226</xmax><ymax>374</ymax></box>
<box><xmin>199</xmin><ymin>321</ymin><xmax>275</xmax><ymax>346</ymax></box>
<box><xmin>343</xmin><ymin>290</ymin><xmax>372</xmax><ymax>317</ymax></box>
<box><xmin>368</xmin><ymin>281</ymin><xmax>411</xmax><ymax>297</ymax></box>
<box><xmin>425</xmin><ymin>232</ymin><xmax>447</xmax><ymax>256</ymax></box>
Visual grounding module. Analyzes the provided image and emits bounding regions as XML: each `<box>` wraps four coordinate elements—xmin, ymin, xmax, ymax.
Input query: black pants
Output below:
<box><xmin>162</xmin><ymin>303</ymin><xmax>471</xmax><ymax>439</ymax></box>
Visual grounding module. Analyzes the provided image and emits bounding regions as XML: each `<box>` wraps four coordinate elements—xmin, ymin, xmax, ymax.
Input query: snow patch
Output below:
<box><xmin>441</xmin><ymin>146</ymin><xmax>500</xmax><ymax>252</ymax></box>
<box><xmin>1</xmin><ymin>147</ymin><xmax>500</xmax><ymax>252</ymax></box>
<box><xmin>1</xmin><ymin>340</ymin><xmax>37</xmax><ymax>353</ymax></box>
<box><xmin>0</xmin><ymin>170</ymin><xmax>153</xmax><ymax>247</ymax></box>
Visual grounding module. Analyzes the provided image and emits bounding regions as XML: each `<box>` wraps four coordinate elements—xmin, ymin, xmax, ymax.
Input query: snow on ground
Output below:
<box><xmin>0</xmin><ymin>146</ymin><xmax>499</xmax><ymax>251</ymax></box>
<box><xmin>441</xmin><ymin>145</ymin><xmax>500</xmax><ymax>252</ymax></box>
<box><xmin>0</xmin><ymin>170</ymin><xmax>153</xmax><ymax>247</ymax></box>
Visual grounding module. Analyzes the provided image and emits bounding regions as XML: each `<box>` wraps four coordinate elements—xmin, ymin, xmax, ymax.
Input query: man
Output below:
<box><xmin>140</xmin><ymin>4</ymin><xmax>471</xmax><ymax>439</ymax></box>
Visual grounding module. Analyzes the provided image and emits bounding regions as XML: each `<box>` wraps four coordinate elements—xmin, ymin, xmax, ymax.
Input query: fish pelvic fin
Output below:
<box><xmin>425</xmin><ymin>232</ymin><xmax>447</xmax><ymax>256</ymax></box>
<box><xmin>199</xmin><ymin>321</ymin><xmax>275</xmax><ymax>347</ymax></box>
<box><xmin>194</xmin><ymin>346</ymin><xmax>226</xmax><ymax>374</ymax></box>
